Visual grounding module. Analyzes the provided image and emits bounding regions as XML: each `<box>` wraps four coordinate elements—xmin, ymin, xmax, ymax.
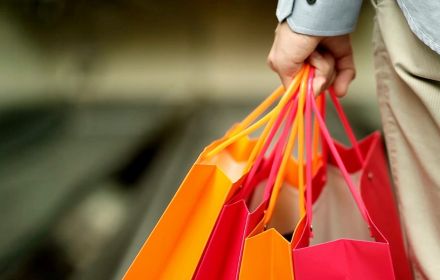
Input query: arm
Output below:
<box><xmin>269</xmin><ymin>0</ymin><xmax>363</xmax><ymax>96</ymax></box>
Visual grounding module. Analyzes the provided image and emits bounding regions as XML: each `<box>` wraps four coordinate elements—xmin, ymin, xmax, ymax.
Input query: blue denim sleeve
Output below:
<box><xmin>276</xmin><ymin>0</ymin><xmax>363</xmax><ymax>36</ymax></box>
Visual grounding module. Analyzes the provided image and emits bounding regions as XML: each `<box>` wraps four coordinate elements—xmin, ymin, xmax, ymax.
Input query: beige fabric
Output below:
<box><xmin>373</xmin><ymin>0</ymin><xmax>440</xmax><ymax>279</ymax></box>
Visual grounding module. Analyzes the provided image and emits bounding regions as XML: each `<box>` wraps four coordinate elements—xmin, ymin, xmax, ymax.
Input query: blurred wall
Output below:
<box><xmin>0</xmin><ymin>3</ymin><xmax>381</xmax><ymax>277</ymax></box>
<box><xmin>0</xmin><ymin>1</ymin><xmax>377</xmax><ymax>112</ymax></box>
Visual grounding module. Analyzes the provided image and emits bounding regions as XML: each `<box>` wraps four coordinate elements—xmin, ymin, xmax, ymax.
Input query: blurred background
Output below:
<box><xmin>0</xmin><ymin>1</ymin><xmax>380</xmax><ymax>279</ymax></box>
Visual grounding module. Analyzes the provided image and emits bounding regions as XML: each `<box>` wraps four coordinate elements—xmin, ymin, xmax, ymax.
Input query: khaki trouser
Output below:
<box><xmin>373</xmin><ymin>0</ymin><xmax>440</xmax><ymax>279</ymax></box>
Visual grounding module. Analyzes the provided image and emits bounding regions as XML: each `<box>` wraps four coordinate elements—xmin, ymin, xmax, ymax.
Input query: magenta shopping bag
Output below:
<box><xmin>322</xmin><ymin>89</ymin><xmax>412</xmax><ymax>279</ymax></box>
<box><xmin>292</xmin><ymin>71</ymin><xmax>396</xmax><ymax>279</ymax></box>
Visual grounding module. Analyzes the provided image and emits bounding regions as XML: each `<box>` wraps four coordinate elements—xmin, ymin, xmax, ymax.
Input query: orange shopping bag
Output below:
<box><xmin>194</xmin><ymin>73</ymin><xmax>324</xmax><ymax>280</ymax></box>
<box><xmin>123</xmin><ymin>70</ymin><xmax>306</xmax><ymax>279</ymax></box>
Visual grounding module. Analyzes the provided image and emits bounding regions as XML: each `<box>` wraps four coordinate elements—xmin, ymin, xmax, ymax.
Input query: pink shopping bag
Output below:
<box><xmin>291</xmin><ymin>70</ymin><xmax>397</xmax><ymax>279</ymax></box>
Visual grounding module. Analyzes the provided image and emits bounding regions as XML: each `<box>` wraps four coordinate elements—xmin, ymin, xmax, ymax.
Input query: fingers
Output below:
<box><xmin>333</xmin><ymin>54</ymin><xmax>356</xmax><ymax>97</ymax></box>
<box><xmin>268</xmin><ymin>24</ymin><xmax>355</xmax><ymax>96</ymax></box>
<box><xmin>321</xmin><ymin>35</ymin><xmax>356</xmax><ymax>97</ymax></box>
<box><xmin>308</xmin><ymin>51</ymin><xmax>335</xmax><ymax>95</ymax></box>
<box><xmin>267</xmin><ymin>22</ymin><xmax>321</xmax><ymax>89</ymax></box>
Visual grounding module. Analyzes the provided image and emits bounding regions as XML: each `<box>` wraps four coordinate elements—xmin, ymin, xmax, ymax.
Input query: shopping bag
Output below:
<box><xmin>324</xmin><ymin>88</ymin><xmax>413</xmax><ymax>280</ymax></box>
<box><xmin>292</xmin><ymin>87</ymin><xmax>412</xmax><ymax>279</ymax></box>
<box><xmin>124</xmin><ymin>67</ymin><xmax>307</xmax><ymax>279</ymax></box>
<box><xmin>240</xmin><ymin>68</ymin><xmax>411</xmax><ymax>280</ymax></box>
<box><xmin>193</xmin><ymin>98</ymin><xmax>295</xmax><ymax>279</ymax></box>
<box><xmin>194</xmin><ymin>109</ymin><xmax>293</xmax><ymax>279</ymax></box>
<box><xmin>123</xmin><ymin>86</ymin><xmax>286</xmax><ymax>279</ymax></box>
<box><xmin>291</xmin><ymin>68</ymin><xmax>395</xmax><ymax>279</ymax></box>
<box><xmin>239</xmin><ymin>66</ymin><xmax>326</xmax><ymax>280</ymax></box>
<box><xmin>194</xmin><ymin>74</ymin><xmax>325</xmax><ymax>280</ymax></box>
<box><xmin>292</xmin><ymin>85</ymin><xmax>412</xmax><ymax>279</ymax></box>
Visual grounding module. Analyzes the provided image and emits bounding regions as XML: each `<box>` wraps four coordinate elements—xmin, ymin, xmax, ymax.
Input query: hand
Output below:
<box><xmin>267</xmin><ymin>22</ymin><xmax>355</xmax><ymax>97</ymax></box>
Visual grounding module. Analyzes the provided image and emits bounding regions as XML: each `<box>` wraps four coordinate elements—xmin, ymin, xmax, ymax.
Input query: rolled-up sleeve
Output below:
<box><xmin>276</xmin><ymin>0</ymin><xmax>363</xmax><ymax>36</ymax></box>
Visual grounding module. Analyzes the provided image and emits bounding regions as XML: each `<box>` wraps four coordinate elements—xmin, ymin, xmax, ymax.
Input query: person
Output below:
<box><xmin>268</xmin><ymin>0</ymin><xmax>440</xmax><ymax>279</ymax></box>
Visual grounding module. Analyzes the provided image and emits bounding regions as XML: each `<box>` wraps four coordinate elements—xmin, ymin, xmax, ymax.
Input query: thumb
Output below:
<box><xmin>333</xmin><ymin>54</ymin><xmax>355</xmax><ymax>97</ymax></box>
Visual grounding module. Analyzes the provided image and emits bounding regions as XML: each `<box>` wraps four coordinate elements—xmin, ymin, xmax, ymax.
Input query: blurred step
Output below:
<box><xmin>0</xmin><ymin>101</ymin><xmax>184</xmax><ymax>273</ymax></box>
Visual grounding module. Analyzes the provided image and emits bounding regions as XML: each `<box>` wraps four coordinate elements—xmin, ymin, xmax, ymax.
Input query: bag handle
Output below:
<box><xmin>204</xmin><ymin>67</ymin><xmax>306</xmax><ymax>161</ymax></box>
<box><xmin>241</xmin><ymin>82</ymin><xmax>303</xmax><ymax>203</ymax></box>
<box><xmin>306</xmin><ymin>71</ymin><xmax>371</xmax><ymax>232</ymax></box>
<box><xmin>262</xmin><ymin>97</ymin><xmax>298</xmax><ymax>201</ymax></box>
<box><xmin>241</xmin><ymin>89</ymin><xmax>324</xmax><ymax>200</ymax></box>
<box><xmin>326</xmin><ymin>87</ymin><xmax>364</xmax><ymax>165</ymax></box>
<box><xmin>313</xmin><ymin>94</ymin><xmax>324</xmax><ymax>163</ymax></box>
<box><xmin>236</xmin><ymin>66</ymin><xmax>305</xmax><ymax>170</ymax></box>
<box><xmin>240</xmin><ymin>95</ymin><xmax>297</xmax><ymax>199</ymax></box>
<box><xmin>295</xmin><ymin>66</ymin><xmax>307</xmax><ymax>219</ymax></box>
<box><xmin>305</xmin><ymin>68</ymin><xmax>315</xmax><ymax>234</ymax></box>
<box><xmin>230</xmin><ymin>66</ymin><xmax>305</xmax><ymax>135</ymax></box>
<box><xmin>296</xmin><ymin>76</ymin><xmax>366</xmax><ymax>226</ymax></box>
<box><xmin>228</xmin><ymin>86</ymin><xmax>284</xmax><ymax>136</ymax></box>
<box><xmin>294</xmin><ymin>68</ymin><xmax>329</xmax><ymax>219</ymax></box>
<box><xmin>262</xmin><ymin>65</ymin><xmax>311</xmax><ymax>225</ymax></box>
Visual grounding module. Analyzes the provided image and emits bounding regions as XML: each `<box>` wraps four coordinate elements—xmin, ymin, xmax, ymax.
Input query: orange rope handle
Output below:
<box><xmin>296</xmin><ymin>66</ymin><xmax>308</xmax><ymax>218</ymax></box>
<box><xmin>205</xmin><ymin>112</ymin><xmax>274</xmax><ymax>158</ymax></box>
<box><xmin>243</xmin><ymin>68</ymin><xmax>306</xmax><ymax>171</ymax></box>
<box><xmin>205</xmin><ymin>67</ymin><xmax>306</xmax><ymax>161</ymax></box>
<box><xmin>245</xmin><ymin>71</ymin><xmax>323</xmax><ymax>172</ymax></box>
<box><xmin>236</xmin><ymin>66</ymin><xmax>306</xmax><ymax>133</ymax></box>
<box><xmin>230</xmin><ymin>86</ymin><xmax>284</xmax><ymax>134</ymax></box>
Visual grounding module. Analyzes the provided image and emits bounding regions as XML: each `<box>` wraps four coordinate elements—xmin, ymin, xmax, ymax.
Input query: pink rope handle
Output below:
<box><xmin>306</xmin><ymin>73</ymin><xmax>370</xmax><ymax>226</ymax></box>
<box><xmin>317</xmin><ymin>90</ymin><xmax>328</xmax><ymax>170</ymax></box>
<box><xmin>241</xmin><ymin>93</ymin><xmax>299</xmax><ymax>199</ymax></box>
<box><xmin>328</xmin><ymin>87</ymin><xmax>364</xmax><ymax>165</ymax></box>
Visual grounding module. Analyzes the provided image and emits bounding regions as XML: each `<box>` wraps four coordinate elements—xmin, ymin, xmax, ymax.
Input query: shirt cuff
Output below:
<box><xmin>276</xmin><ymin>0</ymin><xmax>363</xmax><ymax>36</ymax></box>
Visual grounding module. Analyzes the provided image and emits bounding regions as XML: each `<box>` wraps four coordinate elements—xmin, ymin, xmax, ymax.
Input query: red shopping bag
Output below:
<box><xmin>238</xmin><ymin>68</ymin><xmax>330</xmax><ymax>280</ymax></box>
<box><xmin>291</xmin><ymin>70</ymin><xmax>397</xmax><ymax>279</ymax></box>
<box><xmin>327</xmin><ymin>88</ymin><xmax>413</xmax><ymax>280</ymax></box>
<box><xmin>305</xmin><ymin>87</ymin><xmax>413</xmax><ymax>279</ymax></box>
<box><xmin>196</xmin><ymin>65</ymin><xmax>332</xmax><ymax>280</ymax></box>
<box><xmin>195</xmin><ymin>75</ymin><xmax>315</xmax><ymax>280</ymax></box>
<box><xmin>240</xmin><ymin>68</ymin><xmax>412</xmax><ymax>280</ymax></box>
